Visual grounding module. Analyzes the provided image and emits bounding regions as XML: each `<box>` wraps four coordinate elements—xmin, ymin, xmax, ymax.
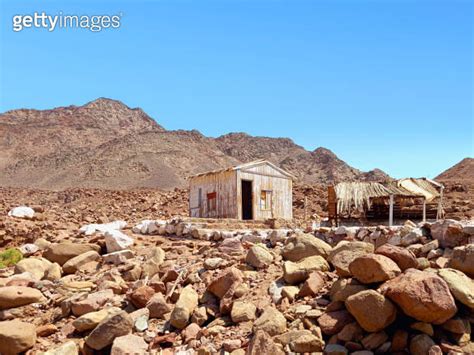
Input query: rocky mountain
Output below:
<box><xmin>436</xmin><ymin>158</ymin><xmax>474</xmax><ymax>182</ymax></box>
<box><xmin>0</xmin><ymin>98</ymin><xmax>389</xmax><ymax>189</ymax></box>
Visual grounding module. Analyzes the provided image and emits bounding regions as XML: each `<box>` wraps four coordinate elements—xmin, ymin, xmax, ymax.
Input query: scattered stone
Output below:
<box><xmin>375</xmin><ymin>244</ymin><xmax>418</xmax><ymax>271</ymax></box>
<box><xmin>147</xmin><ymin>293</ymin><xmax>171</xmax><ymax>319</ymax></box>
<box><xmin>323</xmin><ymin>344</ymin><xmax>349</xmax><ymax>355</ymax></box>
<box><xmin>345</xmin><ymin>290</ymin><xmax>396</xmax><ymax>332</ymax></box>
<box><xmin>289</xmin><ymin>331</ymin><xmax>325</xmax><ymax>352</ymax></box>
<box><xmin>0</xmin><ymin>320</ymin><xmax>36</xmax><ymax>354</ymax></box>
<box><xmin>8</xmin><ymin>206</ymin><xmax>35</xmax><ymax>219</ymax></box>
<box><xmin>62</xmin><ymin>250</ymin><xmax>100</xmax><ymax>274</ymax></box>
<box><xmin>204</xmin><ymin>257</ymin><xmax>224</xmax><ymax>270</ymax></box>
<box><xmin>73</xmin><ymin>307</ymin><xmax>122</xmax><ymax>332</ymax></box>
<box><xmin>349</xmin><ymin>254</ymin><xmax>401</xmax><ymax>284</ymax></box>
<box><xmin>130</xmin><ymin>286</ymin><xmax>155</xmax><ymax>309</ymax></box>
<box><xmin>253</xmin><ymin>307</ymin><xmax>287</xmax><ymax>336</ymax></box>
<box><xmin>85</xmin><ymin>311</ymin><xmax>133</xmax><ymax>350</ymax></box>
<box><xmin>247</xmin><ymin>330</ymin><xmax>284</xmax><ymax>355</ymax></box>
<box><xmin>410</xmin><ymin>322</ymin><xmax>434</xmax><ymax>336</ymax></box>
<box><xmin>380</xmin><ymin>269</ymin><xmax>457</xmax><ymax>324</ymax></box>
<box><xmin>409</xmin><ymin>334</ymin><xmax>436</xmax><ymax>355</ymax></box>
<box><xmin>42</xmin><ymin>341</ymin><xmax>78</xmax><ymax>355</ymax></box>
<box><xmin>448</xmin><ymin>244</ymin><xmax>474</xmax><ymax>277</ymax></box>
<box><xmin>298</xmin><ymin>271</ymin><xmax>325</xmax><ymax>297</ymax></box>
<box><xmin>282</xmin><ymin>233</ymin><xmax>332</xmax><ymax>261</ymax></box>
<box><xmin>170</xmin><ymin>286</ymin><xmax>198</xmax><ymax>329</ymax></box>
<box><xmin>207</xmin><ymin>267</ymin><xmax>243</xmax><ymax>299</ymax></box>
<box><xmin>246</xmin><ymin>244</ymin><xmax>273</xmax><ymax>268</ymax></box>
<box><xmin>0</xmin><ymin>286</ymin><xmax>44</xmax><ymax>309</ymax></box>
<box><xmin>111</xmin><ymin>334</ymin><xmax>148</xmax><ymax>355</ymax></box>
<box><xmin>361</xmin><ymin>331</ymin><xmax>388</xmax><ymax>350</ymax></box>
<box><xmin>231</xmin><ymin>301</ymin><xmax>256</xmax><ymax>323</ymax></box>
<box><xmin>71</xmin><ymin>289</ymin><xmax>114</xmax><ymax>316</ymax></box>
<box><xmin>431</xmin><ymin>219</ymin><xmax>467</xmax><ymax>248</ymax></box>
<box><xmin>43</xmin><ymin>243</ymin><xmax>100</xmax><ymax>265</ymax></box>
<box><xmin>103</xmin><ymin>250</ymin><xmax>134</xmax><ymax>265</ymax></box>
<box><xmin>328</xmin><ymin>241</ymin><xmax>374</xmax><ymax>277</ymax></box>
<box><xmin>283</xmin><ymin>255</ymin><xmax>330</xmax><ymax>284</ymax></box>
<box><xmin>436</xmin><ymin>268</ymin><xmax>474</xmax><ymax>309</ymax></box>
<box><xmin>330</xmin><ymin>278</ymin><xmax>368</xmax><ymax>302</ymax></box>
<box><xmin>36</xmin><ymin>324</ymin><xmax>58</xmax><ymax>337</ymax></box>
<box><xmin>141</xmin><ymin>247</ymin><xmax>166</xmax><ymax>278</ymax></box>
<box><xmin>318</xmin><ymin>310</ymin><xmax>354</xmax><ymax>335</ymax></box>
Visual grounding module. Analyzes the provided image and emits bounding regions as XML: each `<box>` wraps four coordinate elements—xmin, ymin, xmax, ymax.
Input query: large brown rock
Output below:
<box><xmin>448</xmin><ymin>244</ymin><xmax>474</xmax><ymax>277</ymax></box>
<box><xmin>375</xmin><ymin>244</ymin><xmax>418</xmax><ymax>271</ymax></box>
<box><xmin>170</xmin><ymin>286</ymin><xmax>198</xmax><ymax>329</ymax></box>
<box><xmin>253</xmin><ymin>307</ymin><xmax>287</xmax><ymax>336</ymax></box>
<box><xmin>283</xmin><ymin>255</ymin><xmax>329</xmax><ymax>284</ymax></box>
<box><xmin>146</xmin><ymin>293</ymin><xmax>171</xmax><ymax>319</ymax></box>
<box><xmin>317</xmin><ymin>310</ymin><xmax>354</xmax><ymax>335</ymax></box>
<box><xmin>345</xmin><ymin>290</ymin><xmax>397</xmax><ymax>332</ymax></box>
<box><xmin>328</xmin><ymin>241</ymin><xmax>374</xmax><ymax>277</ymax></box>
<box><xmin>44</xmin><ymin>243</ymin><xmax>100</xmax><ymax>265</ymax></box>
<box><xmin>431</xmin><ymin>219</ymin><xmax>468</xmax><ymax>248</ymax></box>
<box><xmin>246</xmin><ymin>245</ymin><xmax>273</xmax><ymax>268</ymax></box>
<box><xmin>0</xmin><ymin>286</ymin><xmax>44</xmax><ymax>310</ymax></box>
<box><xmin>207</xmin><ymin>267</ymin><xmax>243</xmax><ymax>299</ymax></box>
<box><xmin>85</xmin><ymin>311</ymin><xmax>133</xmax><ymax>350</ymax></box>
<box><xmin>282</xmin><ymin>233</ymin><xmax>332</xmax><ymax>261</ymax></box>
<box><xmin>436</xmin><ymin>268</ymin><xmax>474</xmax><ymax>309</ymax></box>
<box><xmin>380</xmin><ymin>269</ymin><xmax>457</xmax><ymax>324</ymax></box>
<box><xmin>0</xmin><ymin>320</ymin><xmax>36</xmax><ymax>355</ymax></box>
<box><xmin>330</xmin><ymin>278</ymin><xmax>368</xmax><ymax>302</ymax></box>
<box><xmin>298</xmin><ymin>271</ymin><xmax>325</xmax><ymax>297</ymax></box>
<box><xmin>349</xmin><ymin>254</ymin><xmax>401</xmax><ymax>284</ymax></box>
<box><xmin>247</xmin><ymin>330</ymin><xmax>284</xmax><ymax>355</ymax></box>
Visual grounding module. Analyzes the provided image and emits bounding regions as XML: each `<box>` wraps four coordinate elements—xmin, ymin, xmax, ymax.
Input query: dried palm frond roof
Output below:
<box><xmin>334</xmin><ymin>181</ymin><xmax>422</xmax><ymax>214</ymax></box>
<box><xmin>397</xmin><ymin>178</ymin><xmax>442</xmax><ymax>202</ymax></box>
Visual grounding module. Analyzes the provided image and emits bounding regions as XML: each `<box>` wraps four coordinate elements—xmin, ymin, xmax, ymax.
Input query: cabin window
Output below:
<box><xmin>207</xmin><ymin>192</ymin><xmax>217</xmax><ymax>212</ymax></box>
<box><xmin>260</xmin><ymin>190</ymin><xmax>272</xmax><ymax>210</ymax></box>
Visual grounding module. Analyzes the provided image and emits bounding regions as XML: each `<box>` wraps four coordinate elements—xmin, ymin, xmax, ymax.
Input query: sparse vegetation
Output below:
<box><xmin>0</xmin><ymin>248</ymin><xmax>23</xmax><ymax>268</ymax></box>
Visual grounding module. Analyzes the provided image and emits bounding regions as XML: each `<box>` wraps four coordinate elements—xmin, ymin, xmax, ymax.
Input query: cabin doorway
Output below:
<box><xmin>241</xmin><ymin>180</ymin><xmax>253</xmax><ymax>220</ymax></box>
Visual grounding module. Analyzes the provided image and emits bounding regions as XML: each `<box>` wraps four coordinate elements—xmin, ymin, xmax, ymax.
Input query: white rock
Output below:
<box><xmin>132</xmin><ymin>220</ymin><xmax>164</xmax><ymax>235</ymax></box>
<box><xmin>79</xmin><ymin>220</ymin><xmax>127</xmax><ymax>236</ymax></box>
<box><xmin>268</xmin><ymin>280</ymin><xmax>285</xmax><ymax>304</ymax></box>
<box><xmin>19</xmin><ymin>244</ymin><xmax>39</xmax><ymax>256</ymax></box>
<box><xmin>8</xmin><ymin>206</ymin><xmax>35</xmax><ymax>219</ymax></box>
<box><xmin>104</xmin><ymin>230</ymin><xmax>134</xmax><ymax>253</ymax></box>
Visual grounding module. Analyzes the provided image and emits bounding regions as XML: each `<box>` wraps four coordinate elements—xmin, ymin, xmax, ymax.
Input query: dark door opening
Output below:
<box><xmin>241</xmin><ymin>180</ymin><xmax>253</xmax><ymax>220</ymax></box>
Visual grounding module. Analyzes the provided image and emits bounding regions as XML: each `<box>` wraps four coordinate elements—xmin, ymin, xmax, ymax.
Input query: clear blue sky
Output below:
<box><xmin>1</xmin><ymin>0</ymin><xmax>472</xmax><ymax>178</ymax></box>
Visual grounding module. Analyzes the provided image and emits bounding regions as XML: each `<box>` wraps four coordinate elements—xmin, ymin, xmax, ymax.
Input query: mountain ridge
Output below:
<box><xmin>1</xmin><ymin>98</ymin><xmax>393</xmax><ymax>189</ymax></box>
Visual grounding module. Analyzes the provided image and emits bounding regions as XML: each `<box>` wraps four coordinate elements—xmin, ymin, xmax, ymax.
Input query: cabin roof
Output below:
<box><xmin>189</xmin><ymin>159</ymin><xmax>294</xmax><ymax>180</ymax></box>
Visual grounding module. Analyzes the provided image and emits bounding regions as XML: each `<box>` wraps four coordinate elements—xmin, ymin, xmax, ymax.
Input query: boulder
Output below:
<box><xmin>431</xmin><ymin>219</ymin><xmax>467</xmax><ymax>248</ymax></box>
<box><xmin>43</xmin><ymin>243</ymin><xmax>100</xmax><ymax>265</ymax></box>
<box><xmin>328</xmin><ymin>241</ymin><xmax>374</xmax><ymax>277</ymax></box>
<box><xmin>253</xmin><ymin>307</ymin><xmax>287</xmax><ymax>336</ymax></box>
<box><xmin>130</xmin><ymin>286</ymin><xmax>155</xmax><ymax>309</ymax></box>
<box><xmin>283</xmin><ymin>255</ymin><xmax>330</xmax><ymax>284</ymax></box>
<box><xmin>62</xmin><ymin>251</ymin><xmax>100</xmax><ymax>274</ymax></box>
<box><xmin>14</xmin><ymin>257</ymin><xmax>53</xmax><ymax>280</ymax></box>
<box><xmin>72</xmin><ymin>307</ymin><xmax>122</xmax><ymax>332</ymax></box>
<box><xmin>282</xmin><ymin>233</ymin><xmax>332</xmax><ymax>261</ymax></box>
<box><xmin>170</xmin><ymin>286</ymin><xmax>198</xmax><ymax>329</ymax></box>
<box><xmin>317</xmin><ymin>310</ymin><xmax>354</xmax><ymax>335</ymax></box>
<box><xmin>349</xmin><ymin>254</ymin><xmax>401</xmax><ymax>284</ymax></box>
<box><xmin>0</xmin><ymin>286</ymin><xmax>44</xmax><ymax>309</ymax></box>
<box><xmin>409</xmin><ymin>334</ymin><xmax>436</xmax><ymax>355</ymax></box>
<box><xmin>345</xmin><ymin>290</ymin><xmax>397</xmax><ymax>332</ymax></box>
<box><xmin>42</xmin><ymin>341</ymin><xmax>78</xmax><ymax>355</ymax></box>
<box><xmin>246</xmin><ymin>245</ymin><xmax>273</xmax><ymax>268</ymax></box>
<box><xmin>448</xmin><ymin>244</ymin><xmax>474</xmax><ymax>277</ymax></box>
<box><xmin>298</xmin><ymin>271</ymin><xmax>325</xmax><ymax>297</ymax></box>
<box><xmin>247</xmin><ymin>330</ymin><xmax>284</xmax><ymax>355</ymax></box>
<box><xmin>104</xmin><ymin>230</ymin><xmax>134</xmax><ymax>253</ymax></box>
<box><xmin>437</xmin><ymin>268</ymin><xmax>474</xmax><ymax>309</ymax></box>
<box><xmin>85</xmin><ymin>311</ymin><xmax>133</xmax><ymax>350</ymax></box>
<box><xmin>380</xmin><ymin>269</ymin><xmax>457</xmax><ymax>324</ymax></box>
<box><xmin>330</xmin><ymin>278</ymin><xmax>368</xmax><ymax>302</ymax></box>
<box><xmin>141</xmin><ymin>247</ymin><xmax>165</xmax><ymax>278</ymax></box>
<box><xmin>147</xmin><ymin>293</ymin><xmax>171</xmax><ymax>319</ymax></box>
<box><xmin>375</xmin><ymin>244</ymin><xmax>418</xmax><ymax>271</ymax></box>
<box><xmin>207</xmin><ymin>267</ymin><xmax>243</xmax><ymax>299</ymax></box>
<box><xmin>111</xmin><ymin>334</ymin><xmax>148</xmax><ymax>355</ymax></box>
<box><xmin>231</xmin><ymin>301</ymin><xmax>256</xmax><ymax>323</ymax></box>
<box><xmin>0</xmin><ymin>320</ymin><xmax>36</xmax><ymax>354</ymax></box>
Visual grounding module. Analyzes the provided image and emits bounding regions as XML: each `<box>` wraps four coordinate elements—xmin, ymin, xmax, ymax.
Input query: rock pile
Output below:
<box><xmin>0</xmin><ymin>211</ymin><xmax>473</xmax><ymax>354</ymax></box>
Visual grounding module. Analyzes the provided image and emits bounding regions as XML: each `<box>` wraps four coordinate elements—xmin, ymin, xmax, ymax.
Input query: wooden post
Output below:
<box><xmin>389</xmin><ymin>195</ymin><xmax>394</xmax><ymax>227</ymax></box>
<box><xmin>422</xmin><ymin>198</ymin><xmax>426</xmax><ymax>222</ymax></box>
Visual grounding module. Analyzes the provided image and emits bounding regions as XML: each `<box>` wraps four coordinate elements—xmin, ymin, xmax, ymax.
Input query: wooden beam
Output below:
<box><xmin>422</xmin><ymin>198</ymin><xmax>427</xmax><ymax>222</ymax></box>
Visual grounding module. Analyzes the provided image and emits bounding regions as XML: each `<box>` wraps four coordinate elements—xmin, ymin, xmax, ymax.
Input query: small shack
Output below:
<box><xmin>189</xmin><ymin>160</ymin><xmax>294</xmax><ymax>220</ymax></box>
<box><xmin>328</xmin><ymin>179</ymin><xmax>444</xmax><ymax>226</ymax></box>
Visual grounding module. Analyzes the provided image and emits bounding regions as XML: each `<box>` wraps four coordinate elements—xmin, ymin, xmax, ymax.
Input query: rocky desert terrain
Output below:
<box><xmin>0</xmin><ymin>99</ymin><xmax>472</xmax><ymax>354</ymax></box>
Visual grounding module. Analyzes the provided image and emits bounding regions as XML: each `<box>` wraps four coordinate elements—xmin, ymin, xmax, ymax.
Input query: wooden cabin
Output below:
<box><xmin>189</xmin><ymin>160</ymin><xmax>293</xmax><ymax>220</ymax></box>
